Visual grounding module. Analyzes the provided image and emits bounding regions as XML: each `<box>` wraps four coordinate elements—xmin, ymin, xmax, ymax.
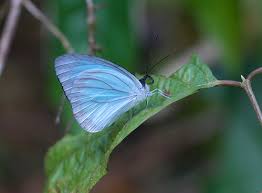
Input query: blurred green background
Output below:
<box><xmin>0</xmin><ymin>0</ymin><xmax>262</xmax><ymax>193</ymax></box>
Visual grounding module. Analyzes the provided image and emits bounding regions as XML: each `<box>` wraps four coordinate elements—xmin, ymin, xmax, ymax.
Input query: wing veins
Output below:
<box><xmin>55</xmin><ymin>55</ymin><xmax>139</xmax><ymax>85</ymax></box>
<box><xmin>72</xmin><ymin>86</ymin><xmax>130</xmax><ymax>94</ymax></box>
<box><xmin>74</xmin><ymin>77</ymin><xmax>114</xmax><ymax>89</ymax></box>
<box><xmin>85</xmin><ymin>71</ymin><xmax>132</xmax><ymax>89</ymax></box>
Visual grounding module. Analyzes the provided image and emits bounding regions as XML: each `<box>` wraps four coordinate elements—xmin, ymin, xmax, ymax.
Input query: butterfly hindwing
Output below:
<box><xmin>74</xmin><ymin>98</ymin><xmax>136</xmax><ymax>132</ymax></box>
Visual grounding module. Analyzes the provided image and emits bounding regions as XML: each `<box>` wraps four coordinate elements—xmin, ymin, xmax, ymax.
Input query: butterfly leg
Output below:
<box><xmin>151</xmin><ymin>89</ymin><xmax>171</xmax><ymax>99</ymax></box>
<box><xmin>129</xmin><ymin>104</ymin><xmax>139</xmax><ymax>119</ymax></box>
<box><xmin>128</xmin><ymin>110</ymin><xmax>133</xmax><ymax>120</ymax></box>
<box><xmin>146</xmin><ymin>97</ymin><xmax>149</xmax><ymax>108</ymax></box>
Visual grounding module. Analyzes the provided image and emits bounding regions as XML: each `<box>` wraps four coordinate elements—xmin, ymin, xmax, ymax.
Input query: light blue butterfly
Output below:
<box><xmin>55</xmin><ymin>54</ymin><xmax>169</xmax><ymax>133</ymax></box>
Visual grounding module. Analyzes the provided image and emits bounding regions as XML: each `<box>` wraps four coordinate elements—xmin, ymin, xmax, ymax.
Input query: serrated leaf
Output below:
<box><xmin>45</xmin><ymin>56</ymin><xmax>217</xmax><ymax>193</ymax></box>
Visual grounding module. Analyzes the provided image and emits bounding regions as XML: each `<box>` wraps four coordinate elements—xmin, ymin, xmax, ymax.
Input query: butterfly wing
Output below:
<box><xmin>55</xmin><ymin>54</ymin><xmax>146</xmax><ymax>132</ymax></box>
<box><xmin>55</xmin><ymin>54</ymin><xmax>142</xmax><ymax>94</ymax></box>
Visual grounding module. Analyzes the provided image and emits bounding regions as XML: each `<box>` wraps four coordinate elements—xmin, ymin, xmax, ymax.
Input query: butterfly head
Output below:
<box><xmin>139</xmin><ymin>74</ymin><xmax>154</xmax><ymax>87</ymax></box>
<box><xmin>139</xmin><ymin>74</ymin><xmax>154</xmax><ymax>97</ymax></box>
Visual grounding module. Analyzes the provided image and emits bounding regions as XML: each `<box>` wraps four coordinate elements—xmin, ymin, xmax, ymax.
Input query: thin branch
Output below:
<box><xmin>0</xmin><ymin>1</ymin><xmax>8</xmax><ymax>25</ymax></box>
<box><xmin>0</xmin><ymin>0</ymin><xmax>23</xmax><ymax>76</ymax></box>
<box><xmin>65</xmin><ymin>117</ymin><xmax>74</xmax><ymax>133</ymax></box>
<box><xmin>22</xmin><ymin>0</ymin><xmax>74</xmax><ymax>53</ymax></box>
<box><xmin>247</xmin><ymin>67</ymin><xmax>262</xmax><ymax>80</ymax></box>
<box><xmin>55</xmin><ymin>95</ymin><xmax>66</xmax><ymax>125</ymax></box>
<box><xmin>22</xmin><ymin>0</ymin><xmax>75</xmax><ymax>127</ymax></box>
<box><xmin>214</xmin><ymin>68</ymin><xmax>262</xmax><ymax>127</ymax></box>
<box><xmin>242</xmin><ymin>79</ymin><xmax>262</xmax><ymax>125</ymax></box>
<box><xmin>86</xmin><ymin>0</ymin><xmax>97</xmax><ymax>55</ymax></box>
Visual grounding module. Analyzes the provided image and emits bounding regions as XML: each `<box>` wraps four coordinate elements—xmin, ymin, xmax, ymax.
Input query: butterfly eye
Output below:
<box><xmin>146</xmin><ymin>75</ymin><xmax>154</xmax><ymax>85</ymax></box>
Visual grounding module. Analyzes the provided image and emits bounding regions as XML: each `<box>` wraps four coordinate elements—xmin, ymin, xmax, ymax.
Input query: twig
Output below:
<box><xmin>55</xmin><ymin>95</ymin><xmax>66</xmax><ymax>125</ymax></box>
<box><xmin>65</xmin><ymin>117</ymin><xmax>74</xmax><ymax>133</ymax></box>
<box><xmin>0</xmin><ymin>0</ymin><xmax>23</xmax><ymax>76</ymax></box>
<box><xmin>242</xmin><ymin>79</ymin><xmax>262</xmax><ymax>125</ymax></box>
<box><xmin>22</xmin><ymin>0</ymin><xmax>74</xmax><ymax>53</ymax></box>
<box><xmin>22</xmin><ymin>0</ymin><xmax>75</xmax><ymax>127</ymax></box>
<box><xmin>247</xmin><ymin>67</ymin><xmax>262</xmax><ymax>80</ymax></box>
<box><xmin>214</xmin><ymin>68</ymin><xmax>262</xmax><ymax>127</ymax></box>
<box><xmin>86</xmin><ymin>0</ymin><xmax>97</xmax><ymax>55</ymax></box>
<box><xmin>0</xmin><ymin>1</ymin><xmax>8</xmax><ymax>24</ymax></box>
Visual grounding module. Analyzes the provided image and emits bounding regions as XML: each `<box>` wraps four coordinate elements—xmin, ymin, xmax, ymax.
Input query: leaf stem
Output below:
<box><xmin>214</xmin><ymin>80</ymin><xmax>242</xmax><ymax>88</ymax></box>
<box><xmin>242</xmin><ymin>79</ymin><xmax>262</xmax><ymax>126</ymax></box>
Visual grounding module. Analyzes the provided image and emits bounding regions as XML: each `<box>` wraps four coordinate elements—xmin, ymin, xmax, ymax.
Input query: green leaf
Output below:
<box><xmin>45</xmin><ymin>56</ymin><xmax>217</xmax><ymax>193</ymax></box>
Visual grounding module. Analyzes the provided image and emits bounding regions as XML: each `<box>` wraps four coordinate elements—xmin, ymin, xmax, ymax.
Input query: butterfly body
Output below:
<box><xmin>55</xmin><ymin>54</ymin><xmax>152</xmax><ymax>132</ymax></box>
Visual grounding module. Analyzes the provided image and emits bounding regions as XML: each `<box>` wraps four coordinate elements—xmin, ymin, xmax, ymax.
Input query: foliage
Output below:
<box><xmin>45</xmin><ymin>1</ymin><xmax>262</xmax><ymax>193</ymax></box>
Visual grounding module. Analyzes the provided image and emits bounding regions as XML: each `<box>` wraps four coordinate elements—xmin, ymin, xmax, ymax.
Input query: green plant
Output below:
<box><xmin>1</xmin><ymin>1</ymin><xmax>261</xmax><ymax>193</ymax></box>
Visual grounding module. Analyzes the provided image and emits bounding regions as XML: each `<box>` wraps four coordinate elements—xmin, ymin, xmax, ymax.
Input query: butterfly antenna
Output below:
<box><xmin>148</xmin><ymin>53</ymin><xmax>171</xmax><ymax>74</ymax></box>
<box><xmin>148</xmin><ymin>47</ymin><xmax>179</xmax><ymax>74</ymax></box>
<box><xmin>143</xmin><ymin>33</ymin><xmax>160</xmax><ymax>74</ymax></box>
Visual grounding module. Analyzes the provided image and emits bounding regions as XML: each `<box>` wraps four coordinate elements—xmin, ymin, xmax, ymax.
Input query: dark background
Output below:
<box><xmin>0</xmin><ymin>0</ymin><xmax>262</xmax><ymax>193</ymax></box>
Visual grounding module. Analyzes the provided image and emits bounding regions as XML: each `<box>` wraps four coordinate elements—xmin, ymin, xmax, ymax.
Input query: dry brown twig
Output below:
<box><xmin>0</xmin><ymin>1</ymin><xmax>8</xmax><ymax>24</ymax></box>
<box><xmin>0</xmin><ymin>0</ymin><xmax>23</xmax><ymax>76</ymax></box>
<box><xmin>86</xmin><ymin>0</ymin><xmax>97</xmax><ymax>55</ymax></box>
<box><xmin>0</xmin><ymin>0</ymin><xmax>74</xmax><ymax>77</ymax></box>
<box><xmin>22</xmin><ymin>0</ymin><xmax>74</xmax><ymax>53</ymax></box>
<box><xmin>21</xmin><ymin>0</ymin><xmax>75</xmax><ymax>125</ymax></box>
<box><xmin>0</xmin><ymin>0</ymin><xmax>74</xmax><ymax>124</ymax></box>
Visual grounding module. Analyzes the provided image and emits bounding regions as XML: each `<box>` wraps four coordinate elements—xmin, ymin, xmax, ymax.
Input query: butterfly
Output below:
<box><xmin>55</xmin><ymin>54</ymin><xmax>169</xmax><ymax>133</ymax></box>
